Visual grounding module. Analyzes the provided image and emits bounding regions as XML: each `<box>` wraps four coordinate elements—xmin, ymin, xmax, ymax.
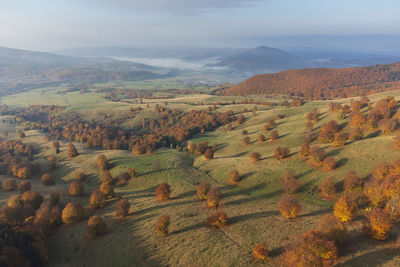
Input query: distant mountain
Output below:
<box><xmin>210</xmin><ymin>46</ymin><xmax>301</xmax><ymax>72</ymax></box>
<box><xmin>0</xmin><ymin>47</ymin><xmax>176</xmax><ymax>96</ymax></box>
<box><xmin>221</xmin><ymin>62</ymin><xmax>400</xmax><ymax>99</ymax></box>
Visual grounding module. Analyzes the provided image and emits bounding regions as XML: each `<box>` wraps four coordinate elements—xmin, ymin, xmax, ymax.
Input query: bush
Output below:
<box><xmin>99</xmin><ymin>183</ymin><xmax>114</xmax><ymax>198</ymax></box>
<box><xmin>242</xmin><ymin>136</ymin><xmax>250</xmax><ymax>147</ymax></box>
<box><xmin>281</xmin><ymin>169</ymin><xmax>298</xmax><ymax>194</ymax></box>
<box><xmin>21</xmin><ymin>191</ymin><xmax>43</xmax><ymax>209</ymax></box>
<box><xmin>207</xmin><ymin>187</ymin><xmax>221</xmax><ymax>209</ymax></box>
<box><xmin>196</xmin><ymin>181</ymin><xmax>211</xmax><ymax>200</ymax></box>
<box><xmin>68</xmin><ymin>181</ymin><xmax>84</xmax><ymax>197</ymax></box>
<box><xmin>250</xmin><ymin>152</ymin><xmax>261</xmax><ymax>162</ymax></box>
<box><xmin>344</xmin><ymin>171</ymin><xmax>362</xmax><ymax>192</ymax></box>
<box><xmin>116</xmin><ymin>199</ymin><xmax>130</xmax><ymax>217</ymax></box>
<box><xmin>206</xmin><ymin>210</ymin><xmax>228</xmax><ymax>229</ymax></box>
<box><xmin>2</xmin><ymin>179</ymin><xmax>17</xmax><ymax>191</ymax></box>
<box><xmin>283</xmin><ymin>230</ymin><xmax>337</xmax><ymax>267</ymax></box>
<box><xmin>308</xmin><ymin>146</ymin><xmax>326</xmax><ymax>167</ymax></box>
<box><xmin>18</xmin><ymin>181</ymin><xmax>31</xmax><ymax>193</ymax></box>
<box><xmin>89</xmin><ymin>189</ymin><xmax>106</xmax><ymax>209</ymax></box>
<box><xmin>62</xmin><ymin>202</ymin><xmax>85</xmax><ymax>224</ymax></box>
<box><xmin>364</xmin><ymin>208</ymin><xmax>392</xmax><ymax>240</ymax></box>
<box><xmin>67</xmin><ymin>143</ymin><xmax>78</xmax><ymax>159</ymax></box>
<box><xmin>257</xmin><ymin>134</ymin><xmax>265</xmax><ymax>143</ymax></box>
<box><xmin>204</xmin><ymin>148</ymin><xmax>214</xmax><ymax>160</ymax></box>
<box><xmin>334</xmin><ymin>195</ymin><xmax>357</xmax><ymax>222</ymax></box>
<box><xmin>319</xmin><ymin>176</ymin><xmax>336</xmax><ymax>200</ymax></box>
<box><xmin>350</xmin><ymin>112</ymin><xmax>367</xmax><ymax>127</ymax></box>
<box><xmin>253</xmin><ymin>242</ymin><xmax>268</xmax><ymax>261</ymax></box>
<box><xmin>274</xmin><ymin>147</ymin><xmax>290</xmax><ymax>160</ymax></box>
<box><xmin>229</xmin><ymin>170</ymin><xmax>240</xmax><ymax>185</ymax></box>
<box><xmin>317</xmin><ymin>214</ymin><xmax>347</xmax><ymax>245</ymax></box>
<box><xmin>278</xmin><ymin>195</ymin><xmax>301</xmax><ymax>220</ymax></box>
<box><xmin>322</xmin><ymin>157</ymin><xmax>337</xmax><ymax>171</ymax></box>
<box><xmin>101</xmin><ymin>170</ymin><xmax>113</xmax><ymax>184</ymax></box>
<box><xmin>156</xmin><ymin>183</ymin><xmax>170</xmax><ymax>201</ymax></box>
<box><xmin>41</xmin><ymin>173</ymin><xmax>55</xmax><ymax>186</ymax></box>
<box><xmin>298</xmin><ymin>143</ymin><xmax>310</xmax><ymax>159</ymax></box>
<box><xmin>155</xmin><ymin>215</ymin><xmax>170</xmax><ymax>236</ymax></box>
<box><xmin>270</xmin><ymin>130</ymin><xmax>279</xmax><ymax>142</ymax></box>
<box><xmin>96</xmin><ymin>154</ymin><xmax>108</xmax><ymax>171</ymax></box>
<box><xmin>87</xmin><ymin>215</ymin><xmax>107</xmax><ymax>236</ymax></box>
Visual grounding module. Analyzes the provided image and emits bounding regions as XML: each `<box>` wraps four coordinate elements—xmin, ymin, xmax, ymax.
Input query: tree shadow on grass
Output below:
<box><xmin>229</xmin><ymin>210</ymin><xmax>280</xmax><ymax>224</ymax></box>
<box><xmin>138</xmin><ymin>168</ymin><xmax>167</xmax><ymax>176</ymax></box>
<box><xmin>134</xmin><ymin>199</ymin><xmax>197</xmax><ymax>216</ymax></box>
<box><xmin>216</xmin><ymin>151</ymin><xmax>248</xmax><ymax>159</ymax></box>
<box><xmin>336</xmin><ymin>248</ymin><xmax>398</xmax><ymax>267</ymax></box>
<box><xmin>327</xmin><ymin>148</ymin><xmax>343</xmax><ymax>157</ymax></box>
<box><xmin>170</xmin><ymin>222</ymin><xmax>206</xmax><ymax>235</ymax></box>
<box><xmin>240</xmin><ymin>171</ymin><xmax>256</xmax><ymax>182</ymax></box>
<box><xmin>224</xmin><ymin>189</ymin><xmax>284</xmax><ymax>206</ymax></box>
<box><xmin>337</xmin><ymin>158</ymin><xmax>348</xmax><ymax>168</ymax></box>
<box><xmin>298</xmin><ymin>207</ymin><xmax>331</xmax><ymax>218</ymax></box>
<box><xmin>174</xmin><ymin>190</ymin><xmax>196</xmax><ymax>200</ymax></box>
<box><xmin>221</xmin><ymin>183</ymin><xmax>267</xmax><ymax>198</ymax></box>
<box><xmin>269</xmin><ymin>246</ymin><xmax>285</xmax><ymax>258</ymax></box>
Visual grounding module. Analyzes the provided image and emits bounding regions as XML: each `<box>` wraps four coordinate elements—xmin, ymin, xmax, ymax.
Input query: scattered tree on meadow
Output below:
<box><xmin>2</xmin><ymin>178</ymin><xmax>17</xmax><ymax>191</ymax></box>
<box><xmin>229</xmin><ymin>170</ymin><xmax>240</xmax><ymax>185</ymax></box>
<box><xmin>89</xmin><ymin>189</ymin><xmax>106</xmax><ymax>209</ymax></box>
<box><xmin>253</xmin><ymin>242</ymin><xmax>268</xmax><ymax>261</ymax></box>
<box><xmin>156</xmin><ymin>183</ymin><xmax>170</xmax><ymax>201</ymax></box>
<box><xmin>308</xmin><ymin>146</ymin><xmax>326</xmax><ymax>167</ymax></box>
<box><xmin>67</xmin><ymin>143</ymin><xmax>78</xmax><ymax>159</ymax></box>
<box><xmin>204</xmin><ymin>148</ymin><xmax>214</xmax><ymax>160</ymax></box>
<box><xmin>298</xmin><ymin>142</ymin><xmax>310</xmax><ymax>159</ymax></box>
<box><xmin>21</xmin><ymin>191</ymin><xmax>43</xmax><ymax>209</ymax></box>
<box><xmin>274</xmin><ymin>147</ymin><xmax>290</xmax><ymax>160</ymax></box>
<box><xmin>322</xmin><ymin>157</ymin><xmax>337</xmax><ymax>171</ymax></box>
<box><xmin>87</xmin><ymin>215</ymin><xmax>107</xmax><ymax>237</ymax></box>
<box><xmin>68</xmin><ymin>181</ymin><xmax>84</xmax><ymax>197</ymax></box>
<box><xmin>270</xmin><ymin>130</ymin><xmax>279</xmax><ymax>142</ymax></box>
<box><xmin>344</xmin><ymin>171</ymin><xmax>363</xmax><ymax>192</ymax></box>
<box><xmin>99</xmin><ymin>183</ymin><xmax>114</xmax><ymax>198</ymax></box>
<box><xmin>317</xmin><ymin>214</ymin><xmax>347</xmax><ymax>245</ymax></box>
<box><xmin>242</xmin><ymin>136</ymin><xmax>250</xmax><ymax>147</ymax></box>
<box><xmin>207</xmin><ymin>187</ymin><xmax>221</xmax><ymax>209</ymax></box>
<box><xmin>41</xmin><ymin>173</ymin><xmax>55</xmax><ymax>186</ymax></box>
<box><xmin>281</xmin><ymin>169</ymin><xmax>298</xmax><ymax>194</ymax></box>
<box><xmin>97</xmin><ymin>154</ymin><xmax>109</xmax><ymax>171</ymax></box>
<box><xmin>319</xmin><ymin>176</ymin><xmax>336</xmax><ymax>200</ymax></box>
<box><xmin>332</xmin><ymin>132</ymin><xmax>347</xmax><ymax>147</ymax></box>
<box><xmin>278</xmin><ymin>195</ymin><xmax>301</xmax><ymax>220</ymax></box>
<box><xmin>257</xmin><ymin>134</ymin><xmax>265</xmax><ymax>143</ymax></box>
<box><xmin>101</xmin><ymin>170</ymin><xmax>113</xmax><ymax>184</ymax></box>
<box><xmin>206</xmin><ymin>210</ymin><xmax>228</xmax><ymax>229</ymax></box>
<box><xmin>196</xmin><ymin>181</ymin><xmax>211</xmax><ymax>201</ymax></box>
<box><xmin>349</xmin><ymin>127</ymin><xmax>364</xmax><ymax>140</ymax></box>
<box><xmin>17</xmin><ymin>180</ymin><xmax>31</xmax><ymax>193</ymax></box>
<box><xmin>155</xmin><ymin>215</ymin><xmax>170</xmax><ymax>236</ymax></box>
<box><xmin>333</xmin><ymin>195</ymin><xmax>357</xmax><ymax>222</ymax></box>
<box><xmin>116</xmin><ymin>198</ymin><xmax>130</xmax><ymax>217</ymax></box>
<box><xmin>61</xmin><ymin>202</ymin><xmax>85</xmax><ymax>224</ymax></box>
<box><xmin>364</xmin><ymin>208</ymin><xmax>392</xmax><ymax>240</ymax></box>
<box><xmin>250</xmin><ymin>152</ymin><xmax>261</xmax><ymax>162</ymax></box>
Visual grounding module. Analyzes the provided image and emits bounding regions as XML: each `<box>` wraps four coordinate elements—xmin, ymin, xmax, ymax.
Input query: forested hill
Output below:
<box><xmin>222</xmin><ymin>62</ymin><xmax>400</xmax><ymax>99</ymax></box>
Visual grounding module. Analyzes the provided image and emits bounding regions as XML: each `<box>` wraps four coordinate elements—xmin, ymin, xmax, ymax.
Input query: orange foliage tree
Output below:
<box><xmin>156</xmin><ymin>183</ymin><xmax>170</xmax><ymax>201</ymax></box>
<box><xmin>196</xmin><ymin>181</ymin><xmax>211</xmax><ymax>200</ymax></box>
<box><xmin>207</xmin><ymin>187</ymin><xmax>221</xmax><ymax>209</ymax></box>
<box><xmin>278</xmin><ymin>195</ymin><xmax>301</xmax><ymax>220</ymax></box>
<box><xmin>333</xmin><ymin>195</ymin><xmax>357</xmax><ymax>222</ymax></box>
<box><xmin>364</xmin><ymin>208</ymin><xmax>392</xmax><ymax>240</ymax></box>
<box><xmin>206</xmin><ymin>210</ymin><xmax>228</xmax><ymax>229</ymax></box>
<box><xmin>155</xmin><ymin>215</ymin><xmax>170</xmax><ymax>236</ymax></box>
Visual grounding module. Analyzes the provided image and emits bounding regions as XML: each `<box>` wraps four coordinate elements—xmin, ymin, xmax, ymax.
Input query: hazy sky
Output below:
<box><xmin>0</xmin><ymin>0</ymin><xmax>399</xmax><ymax>51</ymax></box>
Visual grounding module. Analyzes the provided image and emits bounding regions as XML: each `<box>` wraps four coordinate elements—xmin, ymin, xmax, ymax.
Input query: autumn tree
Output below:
<box><xmin>67</xmin><ymin>143</ymin><xmax>78</xmax><ymax>159</ymax></box>
<box><xmin>364</xmin><ymin>208</ymin><xmax>392</xmax><ymax>240</ymax></box>
<box><xmin>89</xmin><ymin>189</ymin><xmax>106</xmax><ymax>209</ymax></box>
<box><xmin>68</xmin><ymin>181</ymin><xmax>84</xmax><ymax>197</ymax></box>
<box><xmin>274</xmin><ymin>147</ymin><xmax>290</xmax><ymax>160</ymax></box>
<box><xmin>344</xmin><ymin>171</ymin><xmax>362</xmax><ymax>192</ymax></box>
<box><xmin>99</xmin><ymin>183</ymin><xmax>114</xmax><ymax>198</ymax></box>
<box><xmin>62</xmin><ymin>202</ymin><xmax>85</xmax><ymax>224</ymax></box>
<box><xmin>207</xmin><ymin>187</ymin><xmax>221</xmax><ymax>209</ymax></box>
<box><xmin>116</xmin><ymin>198</ymin><xmax>130</xmax><ymax>217</ymax></box>
<box><xmin>206</xmin><ymin>209</ymin><xmax>229</xmax><ymax>229</ymax></box>
<box><xmin>270</xmin><ymin>130</ymin><xmax>279</xmax><ymax>142</ymax></box>
<box><xmin>196</xmin><ymin>181</ymin><xmax>211</xmax><ymax>201</ymax></box>
<box><xmin>101</xmin><ymin>170</ymin><xmax>113</xmax><ymax>184</ymax></box>
<box><xmin>87</xmin><ymin>215</ymin><xmax>107</xmax><ymax>237</ymax></box>
<box><xmin>155</xmin><ymin>215</ymin><xmax>170</xmax><ymax>236</ymax></box>
<box><xmin>22</xmin><ymin>191</ymin><xmax>43</xmax><ymax>209</ymax></box>
<box><xmin>250</xmin><ymin>152</ymin><xmax>261</xmax><ymax>162</ymax></box>
<box><xmin>257</xmin><ymin>134</ymin><xmax>265</xmax><ymax>143</ymax></box>
<box><xmin>308</xmin><ymin>146</ymin><xmax>326</xmax><ymax>167</ymax></box>
<box><xmin>229</xmin><ymin>170</ymin><xmax>240</xmax><ymax>185</ymax></box>
<box><xmin>319</xmin><ymin>176</ymin><xmax>336</xmax><ymax>200</ymax></box>
<box><xmin>41</xmin><ymin>173</ymin><xmax>55</xmax><ymax>186</ymax></box>
<box><xmin>298</xmin><ymin>142</ymin><xmax>310</xmax><ymax>159</ymax></box>
<box><xmin>204</xmin><ymin>148</ymin><xmax>214</xmax><ymax>160</ymax></box>
<box><xmin>332</xmin><ymin>132</ymin><xmax>347</xmax><ymax>147</ymax></box>
<box><xmin>334</xmin><ymin>195</ymin><xmax>357</xmax><ymax>222</ymax></box>
<box><xmin>253</xmin><ymin>242</ymin><xmax>268</xmax><ymax>261</ymax></box>
<box><xmin>2</xmin><ymin>178</ymin><xmax>17</xmax><ymax>191</ymax></box>
<box><xmin>156</xmin><ymin>183</ymin><xmax>170</xmax><ymax>201</ymax></box>
<box><xmin>242</xmin><ymin>136</ymin><xmax>250</xmax><ymax>147</ymax></box>
<box><xmin>281</xmin><ymin>169</ymin><xmax>298</xmax><ymax>194</ymax></box>
<box><xmin>96</xmin><ymin>154</ymin><xmax>109</xmax><ymax>171</ymax></box>
<box><xmin>322</xmin><ymin>157</ymin><xmax>337</xmax><ymax>171</ymax></box>
<box><xmin>317</xmin><ymin>214</ymin><xmax>347</xmax><ymax>245</ymax></box>
<box><xmin>18</xmin><ymin>181</ymin><xmax>31</xmax><ymax>193</ymax></box>
<box><xmin>278</xmin><ymin>195</ymin><xmax>301</xmax><ymax>220</ymax></box>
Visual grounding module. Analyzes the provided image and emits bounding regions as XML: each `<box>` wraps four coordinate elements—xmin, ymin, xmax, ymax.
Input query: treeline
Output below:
<box><xmin>223</xmin><ymin>62</ymin><xmax>400</xmax><ymax>99</ymax></box>
<box><xmin>8</xmin><ymin>104</ymin><xmax>236</xmax><ymax>154</ymax></box>
<box><xmin>97</xmin><ymin>88</ymin><xmax>201</xmax><ymax>101</ymax></box>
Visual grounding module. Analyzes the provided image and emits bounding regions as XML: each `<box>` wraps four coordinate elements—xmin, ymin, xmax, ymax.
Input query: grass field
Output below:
<box><xmin>1</xmin><ymin>89</ymin><xmax>400</xmax><ymax>266</ymax></box>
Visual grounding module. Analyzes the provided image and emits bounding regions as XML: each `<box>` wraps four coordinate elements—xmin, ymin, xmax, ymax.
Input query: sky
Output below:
<box><xmin>0</xmin><ymin>0</ymin><xmax>399</xmax><ymax>51</ymax></box>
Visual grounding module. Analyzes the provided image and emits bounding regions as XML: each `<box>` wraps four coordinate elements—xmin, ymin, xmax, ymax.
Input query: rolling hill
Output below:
<box><xmin>222</xmin><ymin>62</ymin><xmax>400</xmax><ymax>99</ymax></box>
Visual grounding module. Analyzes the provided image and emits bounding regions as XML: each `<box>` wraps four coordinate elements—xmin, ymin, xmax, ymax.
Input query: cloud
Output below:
<box><xmin>93</xmin><ymin>0</ymin><xmax>264</xmax><ymax>13</ymax></box>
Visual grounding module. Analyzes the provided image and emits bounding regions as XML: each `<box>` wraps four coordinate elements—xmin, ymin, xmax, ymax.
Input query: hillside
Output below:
<box><xmin>222</xmin><ymin>62</ymin><xmax>400</xmax><ymax>99</ymax></box>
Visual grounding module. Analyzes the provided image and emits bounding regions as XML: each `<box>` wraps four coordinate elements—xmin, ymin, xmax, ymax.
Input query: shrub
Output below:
<box><xmin>206</xmin><ymin>210</ymin><xmax>228</xmax><ymax>229</ymax></box>
<box><xmin>333</xmin><ymin>195</ymin><xmax>357</xmax><ymax>222</ymax></box>
<box><xmin>332</xmin><ymin>132</ymin><xmax>347</xmax><ymax>147</ymax></box>
<box><xmin>298</xmin><ymin>143</ymin><xmax>310</xmax><ymax>159</ymax></box>
<box><xmin>41</xmin><ymin>173</ymin><xmax>55</xmax><ymax>186</ymax></box>
<box><xmin>87</xmin><ymin>215</ymin><xmax>107</xmax><ymax>236</ymax></box>
<box><xmin>116</xmin><ymin>199</ymin><xmax>130</xmax><ymax>217</ymax></box>
<box><xmin>319</xmin><ymin>176</ymin><xmax>336</xmax><ymax>200</ymax></box>
<box><xmin>156</xmin><ymin>183</ymin><xmax>170</xmax><ymax>201</ymax></box>
<box><xmin>96</xmin><ymin>154</ymin><xmax>108</xmax><ymax>171</ymax></box>
<box><xmin>270</xmin><ymin>130</ymin><xmax>279</xmax><ymax>142</ymax></box>
<box><xmin>281</xmin><ymin>169</ymin><xmax>298</xmax><ymax>194</ymax></box>
<box><xmin>18</xmin><ymin>181</ymin><xmax>31</xmax><ymax>193</ymax></box>
<box><xmin>196</xmin><ymin>181</ymin><xmax>211</xmax><ymax>200</ymax></box>
<box><xmin>257</xmin><ymin>134</ymin><xmax>265</xmax><ymax>143</ymax></box>
<box><xmin>2</xmin><ymin>179</ymin><xmax>17</xmax><ymax>191</ymax></box>
<box><xmin>283</xmin><ymin>230</ymin><xmax>337</xmax><ymax>267</ymax></box>
<box><xmin>308</xmin><ymin>146</ymin><xmax>326</xmax><ymax>167</ymax></box>
<box><xmin>67</xmin><ymin>143</ymin><xmax>78</xmax><ymax>159</ymax></box>
<box><xmin>250</xmin><ymin>152</ymin><xmax>261</xmax><ymax>162</ymax></box>
<box><xmin>99</xmin><ymin>183</ymin><xmax>114</xmax><ymax>198</ymax></box>
<box><xmin>229</xmin><ymin>170</ymin><xmax>240</xmax><ymax>185</ymax></box>
<box><xmin>89</xmin><ymin>189</ymin><xmax>106</xmax><ymax>209</ymax></box>
<box><xmin>101</xmin><ymin>170</ymin><xmax>113</xmax><ymax>184</ymax></box>
<box><xmin>48</xmin><ymin>191</ymin><xmax>60</xmax><ymax>205</ymax></box>
<box><xmin>365</xmin><ymin>208</ymin><xmax>392</xmax><ymax>240</ymax></box>
<box><xmin>322</xmin><ymin>157</ymin><xmax>337</xmax><ymax>171</ymax></box>
<box><xmin>278</xmin><ymin>195</ymin><xmax>301</xmax><ymax>220</ymax></box>
<box><xmin>61</xmin><ymin>202</ymin><xmax>85</xmax><ymax>224</ymax></box>
<box><xmin>207</xmin><ymin>187</ymin><xmax>221</xmax><ymax>209</ymax></box>
<box><xmin>204</xmin><ymin>148</ymin><xmax>214</xmax><ymax>160</ymax></box>
<box><xmin>344</xmin><ymin>171</ymin><xmax>362</xmax><ymax>192</ymax></box>
<box><xmin>22</xmin><ymin>191</ymin><xmax>43</xmax><ymax>209</ymax></box>
<box><xmin>253</xmin><ymin>242</ymin><xmax>268</xmax><ymax>261</ymax></box>
<box><xmin>274</xmin><ymin>147</ymin><xmax>290</xmax><ymax>160</ymax></box>
<box><xmin>68</xmin><ymin>181</ymin><xmax>84</xmax><ymax>197</ymax></box>
<box><xmin>317</xmin><ymin>214</ymin><xmax>347</xmax><ymax>245</ymax></box>
<box><xmin>155</xmin><ymin>215</ymin><xmax>170</xmax><ymax>236</ymax></box>
<box><xmin>242</xmin><ymin>136</ymin><xmax>250</xmax><ymax>147</ymax></box>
